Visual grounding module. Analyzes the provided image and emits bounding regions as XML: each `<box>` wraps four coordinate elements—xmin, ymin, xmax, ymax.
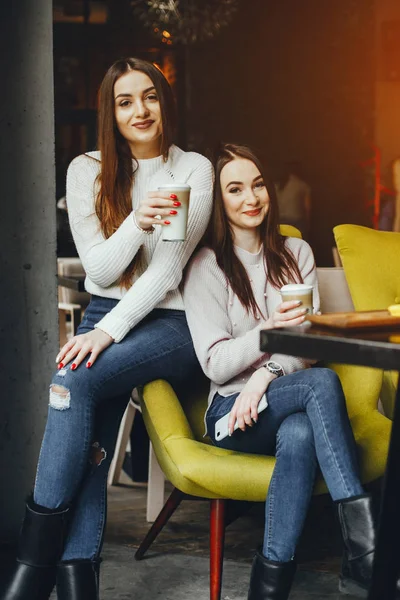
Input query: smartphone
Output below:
<box><xmin>214</xmin><ymin>394</ymin><xmax>268</xmax><ymax>441</ymax></box>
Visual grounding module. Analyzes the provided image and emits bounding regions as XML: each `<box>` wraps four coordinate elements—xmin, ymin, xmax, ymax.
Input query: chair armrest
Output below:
<box><xmin>141</xmin><ymin>379</ymin><xmax>195</xmax><ymax>443</ymax></box>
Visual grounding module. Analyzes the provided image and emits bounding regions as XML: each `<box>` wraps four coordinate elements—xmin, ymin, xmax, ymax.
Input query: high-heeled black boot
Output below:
<box><xmin>56</xmin><ymin>559</ymin><xmax>101</xmax><ymax>600</ymax></box>
<box><xmin>337</xmin><ymin>494</ymin><xmax>400</xmax><ymax>598</ymax></box>
<box><xmin>1</xmin><ymin>496</ymin><xmax>69</xmax><ymax>600</ymax></box>
<box><xmin>247</xmin><ymin>549</ymin><xmax>297</xmax><ymax>600</ymax></box>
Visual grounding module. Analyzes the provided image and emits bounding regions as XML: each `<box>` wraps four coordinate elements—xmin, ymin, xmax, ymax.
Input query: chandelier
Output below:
<box><xmin>131</xmin><ymin>0</ymin><xmax>240</xmax><ymax>44</ymax></box>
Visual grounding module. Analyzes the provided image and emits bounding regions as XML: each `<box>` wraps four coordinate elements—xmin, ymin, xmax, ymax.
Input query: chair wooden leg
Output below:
<box><xmin>58</xmin><ymin>308</ymin><xmax>68</xmax><ymax>348</ymax></box>
<box><xmin>135</xmin><ymin>487</ymin><xmax>184</xmax><ymax>561</ymax></box>
<box><xmin>210</xmin><ymin>499</ymin><xmax>226</xmax><ymax>600</ymax></box>
<box><xmin>146</xmin><ymin>442</ymin><xmax>165</xmax><ymax>522</ymax></box>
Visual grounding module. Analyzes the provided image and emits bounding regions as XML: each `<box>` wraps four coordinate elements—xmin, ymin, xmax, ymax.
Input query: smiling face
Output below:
<box><xmin>219</xmin><ymin>158</ymin><xmax>270</xmax><ymax>239</ymax></box>
<box><xmin>114</xmin><ymin>69</ymin><xmax>163</xmax><ymax>158</ymax></box>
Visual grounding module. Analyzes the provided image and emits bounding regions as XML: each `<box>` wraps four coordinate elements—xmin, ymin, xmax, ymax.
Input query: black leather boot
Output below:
<box><xmin>56</xmin><ymin>559</ymin><xmax>101</xmax><ymax>600</ymax></box>
<box><xmin>337</xmin><ymin>494</ymin><xmax>375</xmax><ymax>597</ymax></box>
<box><xmin>336</xmin><ymin>493</ymin><xmax>400</xmax><ymax>598</ymax></box>
<box><xmin>247</xmin><ymin>549</ymin><xmax>297</xmax><ymax>600</ymax></box>
<box><xmin>1</xmin><ymin>496</ymin><xmax>69</xmax><ymax>600</ymax></box>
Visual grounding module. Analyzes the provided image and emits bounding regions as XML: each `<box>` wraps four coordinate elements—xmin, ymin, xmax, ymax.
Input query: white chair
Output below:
<box><xmin>57</xmin><ymin>257</ymin><xmax>165</xmax><ymax>521</ymax></box>
<box><xmin>107</xmin><ymin>390</ymin><xmax>165</xmax><ymax>522</ymax></box>
<box><xmin>56</xmin><ymin>258</ymin><xmax>165</xmax><ymax>521</ymax></box>
<box><xmin>57</xmin><ymin>257</ymin><xmax>90</xmax><ymax>346</ymax></box>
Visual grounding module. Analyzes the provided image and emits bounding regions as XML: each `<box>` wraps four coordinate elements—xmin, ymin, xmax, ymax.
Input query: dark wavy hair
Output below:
<box><xmin>93</xmin><ymin>58</ymin><xmax>176</xmax><ymax>289</ymax></box>
<box><xmin>204</xmin><ymin>143</ymin><xmax>303</xmax><ymax>317</ymax></box>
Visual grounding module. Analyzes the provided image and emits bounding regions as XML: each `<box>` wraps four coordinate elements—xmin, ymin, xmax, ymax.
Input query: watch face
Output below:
<box><xmin>267</xmin><ymin>361</ymin><xmax>284</xmax><ymax>376</ymax></box>
<box><xmin>269</xmin><ymin>361</ymin><xmax>281</xmax><ymax>370</ymax></box>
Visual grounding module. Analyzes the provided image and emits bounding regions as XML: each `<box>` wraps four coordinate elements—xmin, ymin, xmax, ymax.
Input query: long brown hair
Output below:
<box><xmin>93</xmin><ymin>58</ymin><xmax>176</xmax><ymax>288</ymax></box>
<box><xmin>205</xmin><ymin>143</ymin><xmax>303</xmax><ymax>317</ymax></box>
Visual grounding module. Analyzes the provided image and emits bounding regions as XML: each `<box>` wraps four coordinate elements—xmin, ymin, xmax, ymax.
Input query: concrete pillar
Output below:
<box><xmin>0</xmin><ymin>0</ymin><xmax>57</xmax><ymax>541</ymax></box>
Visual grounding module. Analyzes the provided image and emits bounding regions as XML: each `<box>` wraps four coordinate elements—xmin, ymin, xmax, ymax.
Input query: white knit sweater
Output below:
<box><xmin>183</xmin><ymin>238</ymin><xmax>320</xmax><ymax>407</ymax></box>
<box><xmin>66</xmin><ymin>145</ymin><xmax>214</xmax><ymax>342</ymax></box>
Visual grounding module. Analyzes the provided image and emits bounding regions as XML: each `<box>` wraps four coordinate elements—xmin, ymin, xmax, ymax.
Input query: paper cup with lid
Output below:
<box><xmin>280</xmin><ymin>283</ymin><xmax>314</xmax><ymax>314</ymax></box>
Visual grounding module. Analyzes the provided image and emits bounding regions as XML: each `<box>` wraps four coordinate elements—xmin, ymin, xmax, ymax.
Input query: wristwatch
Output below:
<box><xmin>264</xmin><ymin>361</ymin><xmax>285</xmax><ymax>378</ymax></box>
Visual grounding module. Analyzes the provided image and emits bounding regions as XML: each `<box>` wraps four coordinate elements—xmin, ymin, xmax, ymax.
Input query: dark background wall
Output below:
<box><xmin>186</xmin><ymin>0</ymin><xmax>376</xmax><ymax>265</ymax></box>
<box><xmin>53</xmin><ymin>0</ymin><xmax>377</xmax><ymax>264</ymax></box>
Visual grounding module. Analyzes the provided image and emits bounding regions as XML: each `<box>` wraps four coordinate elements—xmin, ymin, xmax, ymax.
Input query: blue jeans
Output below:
<box><xmin>206</xmin><ymin>368</ymin><xmax>364</xmax><ymax>562</ymax></box>
<box><xmin>34</xmin><ymin>296</ymin><xmax>202</xmax><ymax>561</ymax></box>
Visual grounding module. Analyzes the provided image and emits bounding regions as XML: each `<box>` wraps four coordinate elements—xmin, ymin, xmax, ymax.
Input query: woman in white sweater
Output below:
<box><xmin>3</xmin><ymin>58</ymin><xmax>213</xmax><ymax>600</ymax></box>
<box><xmin>184</xmin><ymin>144</ymin><xmax>380</xmax><ymax>600</ymax></box>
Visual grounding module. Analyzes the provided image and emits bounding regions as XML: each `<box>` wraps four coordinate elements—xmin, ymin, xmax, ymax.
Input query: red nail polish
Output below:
<box><xmin>164</xmin><ymin>220</ymin><xmax>171</xmax><ymax>225</ymax></box>
<box><xmin>170</xmin><ymin>194</ymin><xmax>177</xmax><ymax>199</ymax></box>
<box><xmin>71</xmin><ymin>363</ymin><xmax>77</xmax><ymax>371</ymax></box>
<box><xmin>86</xmin><ymin>362</ymin><xmax>92</xmax><ymax>368</ymax></box>
<box><xmin>169</xmin><ymin>210</ymin><xmax>177</xmax><ymax>215</ymax></box>
<box><xmin>173</xmin><ymin>201</ymin><xmax>181</xmax><ymax>207</ymax></box>
<box><xmin>58</xmin><ymin>363</ymin><xmax>64</xmax><ymax>369</ymax></box>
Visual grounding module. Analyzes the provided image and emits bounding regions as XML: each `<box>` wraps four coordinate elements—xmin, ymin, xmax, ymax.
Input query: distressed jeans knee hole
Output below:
<box><xmin>49</xmin><ymin>384</ymin><xmax>71</xmax><ymax>410</ymax></box>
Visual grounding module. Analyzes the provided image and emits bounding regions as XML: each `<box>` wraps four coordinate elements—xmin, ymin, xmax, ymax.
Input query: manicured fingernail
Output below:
<box><xmin>71</xmin><ymin>363</ymin><xmax>77</xmax><ymax>371</ymax></box>
<box><xmin>86</xmin><ymin>362</ymin><xmax>92</xmax><ymax>368</ymax></box>
<box><xmin>164</xmin><ymin>220</ymin><xmax>171</xmax><ymax>225</ymax></box>
<box><xmin>170</xmin><ymin>194</ymin><xmax>177</xmax><ymax>199</ymax></box>
<box><xmin>58</xmin><ymin>363</ymin><xmax>64</xmax><ymax>370</ymax></box>
<box><xmin>173</xmin><ymin>201</ymin><xmax>181</xmax><ymax>207</ymax></box>
<box><xmin>169</xmin><ymin>210</ymin><xmax>177</xmax><ymax>215</ymax></box>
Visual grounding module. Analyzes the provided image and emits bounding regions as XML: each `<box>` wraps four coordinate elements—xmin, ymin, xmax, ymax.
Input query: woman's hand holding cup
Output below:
<box><xmin>265</xmin><ymin>300</ymin><xmax>309</xmax><ymax>329</ymax></box>
<box><xmin>134</xmin><ymin>190</ymin><xmax>181</xmax><ymax>231</ymax></box>
<box><xmin>265</xmin><ymin>283</ymin><xmax>314</xmax><ymax>328</ymax></box>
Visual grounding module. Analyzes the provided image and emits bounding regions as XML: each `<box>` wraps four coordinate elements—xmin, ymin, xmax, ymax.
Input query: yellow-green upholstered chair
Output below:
<box><xmin>334</xmin><ymin>224</ymin><xmax>400</xmax><ymax>419</ymax></box>
<box><xmin>134</xmin><ymin>225</ymin><xmax>391</xmax><ymax>600</ymax></box>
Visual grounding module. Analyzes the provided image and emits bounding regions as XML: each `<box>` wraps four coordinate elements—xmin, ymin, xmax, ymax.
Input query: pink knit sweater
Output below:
<box><xmin>183</xmin><ymin>237</ymin><xmax>320</xmax><ymax>407</ymax></box>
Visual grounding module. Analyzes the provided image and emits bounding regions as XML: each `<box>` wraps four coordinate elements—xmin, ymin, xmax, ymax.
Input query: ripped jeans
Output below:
<box><xmin>33</xmin><ymin>296</ymin><xmax>202</xmax><ymax>561</ymax></box>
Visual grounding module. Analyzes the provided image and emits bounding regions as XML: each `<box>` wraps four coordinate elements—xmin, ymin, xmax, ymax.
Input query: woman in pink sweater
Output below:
<box><xmin>184</xmin><ymin>144</ymin><xmax>380</xmax><ymax>600</ymax></box>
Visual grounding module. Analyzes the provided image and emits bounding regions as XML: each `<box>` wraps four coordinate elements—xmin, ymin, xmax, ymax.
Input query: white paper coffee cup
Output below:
<box><xmin>280</xmin><ymin>283</ymin><xmax>314</xmax><ymax>314</ymax></box>
<box><xmin>158</xmin><ymin>184</ymin><xmax>191</xmax><ymax>242</ymax></box>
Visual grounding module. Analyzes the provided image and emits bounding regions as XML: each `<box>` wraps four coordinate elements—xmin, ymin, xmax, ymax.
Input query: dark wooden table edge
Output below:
<box><xmin>260</xmin><ymin>328</ymin><xmax>400</xmax><ymax>371</ymax></box>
